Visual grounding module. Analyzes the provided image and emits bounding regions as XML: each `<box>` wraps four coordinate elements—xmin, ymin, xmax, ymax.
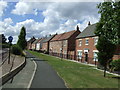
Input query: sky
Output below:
<box><xmin>0</xmin><ymin>0</ymin><xmax>102</xmax><ymax>44</ymax></box>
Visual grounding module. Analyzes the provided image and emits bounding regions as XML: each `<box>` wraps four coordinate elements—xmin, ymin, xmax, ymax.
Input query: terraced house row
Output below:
<box><xmin>27</xmin><ymin>22</ymin><xmax>120</xmax><ymax>65</ymax></box>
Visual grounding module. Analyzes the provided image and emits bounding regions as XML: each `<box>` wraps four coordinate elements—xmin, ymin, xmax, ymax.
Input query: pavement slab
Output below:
<box><xmin>2</xmin><ymin>51</ymin><xmax>67</xmax><ymax>89</ymax></box>
<box><xmin>2</xmin><ymin>57</ymin><xmax>35</xmax><ymax>88</ymax></box>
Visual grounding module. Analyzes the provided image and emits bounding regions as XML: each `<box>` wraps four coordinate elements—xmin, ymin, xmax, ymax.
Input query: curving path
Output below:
<box><xmin>26</xmin><ymin>51</ymin><xmax>67</xmax><ymax>88</ymax></box>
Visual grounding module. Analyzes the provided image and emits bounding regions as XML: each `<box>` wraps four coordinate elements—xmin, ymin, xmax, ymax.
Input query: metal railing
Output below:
<box><xmin>49</xmin><ymin>52</ymin><xmax>98</xmax><ymax>65</ymax></box>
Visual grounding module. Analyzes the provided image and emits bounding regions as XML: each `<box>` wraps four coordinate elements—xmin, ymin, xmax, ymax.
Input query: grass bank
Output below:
<box><xmin>28</xmin><ymin>50</ymin><xmax>119</xmax><ymax>88</ymax></box>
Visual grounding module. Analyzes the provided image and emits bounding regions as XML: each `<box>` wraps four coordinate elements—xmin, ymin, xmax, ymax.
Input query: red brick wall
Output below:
<box><xmin>76</xmin><ymin>36</ymin><xmax>98</xmax><ymax>64</ymax></box>
<box><xmin>49</xmin><ymin>40</ymin><xmax>68</xmax><ymax>54</ymax></box>
<box><xmin>76</xmin><ymin>37</ymin><xmax>120</xmax><ymax>64</ymax></box>
<box><xmin>68</xmin><ymin>30</ymin><xmax>80</xmax><ymax>51</ymax></box>
<box><xmin>32</xmin><ymin>44</ymin><xmax>36</xmax><ymax>50</ymax></box>
<box><xmin>42</xmin><ymin>42</ymin><xmax>48</xmax><ymax>52</ymax></box>
<box><xmin>113</xmin><ymin>55</ymin><xmax>120</xmax><ymax>60</ymax></box>
<box><xmin>68</xmin><ymin>30</ymin><xmax>80</xmax><ymax>59</ymax></box>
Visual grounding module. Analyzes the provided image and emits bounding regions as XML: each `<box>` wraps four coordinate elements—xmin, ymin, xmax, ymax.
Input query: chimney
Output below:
<box><xmin>76</xmin><ymin>25</ymin><xmax>79</xmax><ymax>31</ymax></box>
<box><xmin>88</xmin><ymin>21</ymin><xmax>91</xmax><ymax>26</ymax></box>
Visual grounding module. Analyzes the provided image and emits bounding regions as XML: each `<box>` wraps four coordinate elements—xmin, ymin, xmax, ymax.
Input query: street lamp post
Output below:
<box><xmin>8</xmin><ymin>36</ymin><xmax>13</xmax><ymax>64</ymax></box>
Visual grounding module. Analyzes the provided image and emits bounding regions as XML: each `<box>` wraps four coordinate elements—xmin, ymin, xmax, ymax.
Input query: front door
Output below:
<box><xmin>85</xmin><ymin>52</ymin><xmax>88</xmax><ymax>63</ymax></box>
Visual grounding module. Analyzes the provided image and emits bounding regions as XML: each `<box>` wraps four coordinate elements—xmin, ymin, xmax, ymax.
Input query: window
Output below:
<box><xmin>78</xmin><ymin>50</ymin><xmax>82</xmax><ymax>59</ymax></box>
<box><xmin>85</xmin><ymin>39</ymin><xmax>89</xmax><ymax>45</ymax></box>
<box><xmin>79</xmin><ymin>40</ymin><xmax>82</xmax><ymax>46</ymax></box>
<box><xmin>94</xmin><ymin>38</ymin><xmax>98</xmax><ymax>45</ymax></box>
<box><xmin>93</xmin><ymin>52</ymin><xmax>98</xmax><ymax>61</ymax></box>
<box><xmin>64</xmin><ymin>50</ymin><xmax>67</xmax><ymax>54</ymax></box>
<box><xmin>63</xmin><ymin>40</ymin><xmax>67</xmax><ymax>46</ymax></box>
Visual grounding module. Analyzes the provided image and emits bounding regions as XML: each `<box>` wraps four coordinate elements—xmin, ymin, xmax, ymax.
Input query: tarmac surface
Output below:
<box><xmin>26</xmin><ymin>51</ymin><xmax>67</xmax><ymax>88</ymax></box>
<box><xmin>2</xmin><ymin>51</ymin><xmax>66</xmax><ymax>89</ymax></box>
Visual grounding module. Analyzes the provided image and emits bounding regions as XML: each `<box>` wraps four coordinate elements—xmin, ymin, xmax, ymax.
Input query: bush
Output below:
<box><xmin>1</xmin><ymin>43</ymin><xmax>9</xmax><ymax>48</ymax></box>
<box><xmin>11</xmin><ymin>44</ymin><xmax>23</xmax><ymax>55</ymax></box>
<box><xmin>110</xmin><ymin>59</ymin><xmax>120</xmax><ymax>71</ymax></box>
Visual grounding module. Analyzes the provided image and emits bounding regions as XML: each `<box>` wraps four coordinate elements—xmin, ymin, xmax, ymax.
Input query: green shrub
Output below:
<box><xmin>1</xmin><ymin>43</ymin><xmax>9</xmax><ymax>48</ymax></box>
<box><xmin>110</xmin><ymin>59</ymin><xmax>120</xmax><ymax>71</ymax></box>
<box><xmin>11</xmin><ymin>44</ymin><xmax>23</xmax><ymax>55</ymax></box>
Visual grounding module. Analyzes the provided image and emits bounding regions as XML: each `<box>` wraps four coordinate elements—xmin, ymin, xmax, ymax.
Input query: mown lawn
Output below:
<box><xmin>28</xmin><ymin>50</ymin><xmax>119</xmax><ymax>88</ymax></box>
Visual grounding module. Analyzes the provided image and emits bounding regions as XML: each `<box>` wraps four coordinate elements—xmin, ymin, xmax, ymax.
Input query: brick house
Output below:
<box><xmin>35</xmin><ymin>37</ymin><xmax>47</xmax><ymax>51</ymax></box>
<box><xmin>76</xmin><ymin>22</ymin><xmax>120</xmax><ymax>65</ymax></box>
<box><xmin>76</xmin><ymin>23</ymin><xmax>98</xmax><ymax>64</ymax></box>
<box><xmin>27</xmin><ymin>36</ymin><xmax>36</xmax><ymax>50</ymax></box>
<box><xmin>49</xmin><ymin>26</ymin><xmax>81</xmax><ymax>59</ymax></box>
<box><xmin>31</xmin><ymin>39</ymin><xmax>40</xmax><ymax>50</ymax></box>
<box><xmin>42</xmin><ymin>34</ymin><xmax>56</xmax><ymax>53</ymax></box>
<box><xmin>112</xmin><ymin>45</ymin><xmax>120</xmax><ymax>60</ymax></box>
<box><xmin>35</xmin><ymin>38</ymin><xmax>42</xmax><ymax>51</ymax></box>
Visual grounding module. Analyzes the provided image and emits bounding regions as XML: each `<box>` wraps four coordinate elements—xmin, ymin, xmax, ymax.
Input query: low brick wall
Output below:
<box><xmin>113</xmin><ymin>54</ymin><xmax>120</xmax><ymax>60</ymax></box>
<box><xmin>0</xmin><ymin>57</ymin><xmax>26</xmax><ymax>86</ymax></box>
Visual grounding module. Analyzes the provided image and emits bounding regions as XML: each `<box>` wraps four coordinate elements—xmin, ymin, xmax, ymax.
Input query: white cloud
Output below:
<box><xmin>12</xmin><ymin>2</ymin><xmax>32</xmax><ymax>15</ymax></box>
<box><xmin>2</xmin><ymin>2</ymin><xmax>100</xmax><ymax>44</ymax></box>
<box><xmin>0</xmin><ymin>1</ymin><xmax>7</xmax><ymax>17</ymax></box>
<box><xmin>11</xmin><ymin>2</ymin><xmax>53</xmax><ymax>15</ymax></box>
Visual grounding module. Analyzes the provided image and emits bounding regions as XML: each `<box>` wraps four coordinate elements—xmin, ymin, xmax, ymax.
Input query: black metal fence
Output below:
<box><xmin>49</xmin><ymin>52</ymin><xmax>98</xmax><ymax>65</ymax></box>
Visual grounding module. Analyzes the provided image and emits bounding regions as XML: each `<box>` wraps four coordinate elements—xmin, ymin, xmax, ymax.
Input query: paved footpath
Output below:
<box><xmin>26</xmin><ymin>51</ymin><xmax>67</xmax><ymax>88</ymax></box>
<box><xmin>2</xmin><ymin>53</ymin><xmax>35</xmax><ymax>88</ymax></box>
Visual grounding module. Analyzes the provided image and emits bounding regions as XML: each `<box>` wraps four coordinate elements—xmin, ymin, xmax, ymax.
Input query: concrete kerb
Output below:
<box><xmin>40</xmin><ymin>53</ymin><xmax>120</xmax><ymax>77</ymax></box>
<box><xmin>0</xmin><ymin>56</ymin><xmax>26</xmax><ymax>86</ymax></box>
<box><xmin>27</xmin><ymin>59</ymin><xmax>37</xmax><ymax>89</ymax></box>
<box><xmin>56</xmin><ymin>72</ymin><xmax>68</xmax><ymax>88</ymax></box>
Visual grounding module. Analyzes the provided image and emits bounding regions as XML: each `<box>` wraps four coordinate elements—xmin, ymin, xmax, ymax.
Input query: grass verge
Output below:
<box><xmin>28</xmin><ymin>50</ymin><xmax>119</xmax><ymax>88</ymax></box>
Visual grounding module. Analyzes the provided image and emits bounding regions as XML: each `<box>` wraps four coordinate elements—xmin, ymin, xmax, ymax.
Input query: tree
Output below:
<box><xmin>1</xmin><ymin>34</ymin><xmax>7</xmax><ymax>43</ymax></box>
<box><xmin>95</xmin><ymin>1</ymin><xmax>120</xmax><ymax>44</ymax></box>
<box><xmin>17</xmin><ymin>26</ymin><xmax>27</xmax><ymax>50</ymax></box>
<box><xmin>95</xmin><ymin>0</ymin><xmax>120</xmax><ymax>77</ymax></box>
<box><xmin>112</xmin><ymin>1</ymin><xmax>120</xmax><ymax>44</ymax></box>
<box><xmin>96</xmin><ymin>36</ymin><xmax>116</xmax><ymax>77</ymax></box>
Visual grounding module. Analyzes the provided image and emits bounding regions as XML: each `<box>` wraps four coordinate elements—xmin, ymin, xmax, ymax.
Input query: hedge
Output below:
<box><xmin>110</xmin><ymin>59</ymin><xmax>120</xmax><ymax>71</ymax></box>
<box><xmin>11</xmin><ymin>44</ymin><xmax>23</xmax><ymax>55</ymax></box>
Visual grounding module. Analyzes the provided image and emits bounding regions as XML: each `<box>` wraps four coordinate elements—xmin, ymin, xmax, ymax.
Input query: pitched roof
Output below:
<box><xmin>32</xmin><ymin>39</ymin><xmax>40</xmax><ymax>44</ymax></box>
<box><xmin>42</xmin><ymin>34</ymin><xmax>56</xmax><ymax>43</ymax></box>
<box><xmin>38</xmin><ymin>37</ymin><xmax>47</xmax><ymax>44</ymax></box>
<box><xmin>50</xmin><ymin>30</ymin><xmax>77</xmax><ymax>41</ymax></box>
<box><xmin>37</xmin><ymin>38</ymin><xmax>43</xmax><ymax>43</ymax></box>
<box><xmin>76</xmin><ymin>24</ymin><xmax>96</xmax><ymax>39</ymax></box>
<box><xmin>27</xmin><ymin>36</ymin><xmax>36</xmax><ymax>43</ymax></box>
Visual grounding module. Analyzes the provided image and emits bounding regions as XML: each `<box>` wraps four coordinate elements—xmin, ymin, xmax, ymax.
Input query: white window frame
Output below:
<box><xmin>63</xmin><ymin>40</ymin><xmax>67</xmax><ymax>46</ymax></box>
<box><xmin>93</xmin><ymin>50</ymin><xmax>98</xmax><ymax>61</ymax></box>
<box><xmin>77</xmin><ymin>50</ymin><xmax>82</xmax><ymax>59</ymax></box>
<box><xmin>64</xmin><ymin>50</ymin><xmax>67</xmax><ymax>54</ymax></box>
<box><xmin>94</xmin><ymin>37</ymin><xmax>98</xmax><ymax>45</ymax></box>
<box><xmin>85</xmin><ymin>38</ymin><xmax>89</xmax><ymax>45</ymax></box>
<box><xmin>79</xmin><ymin>40</ymin><xmax>82</xmax><ymax>46</ymax></box>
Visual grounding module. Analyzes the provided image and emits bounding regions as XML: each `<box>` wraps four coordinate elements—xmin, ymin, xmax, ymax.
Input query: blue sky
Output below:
<box><xmin>2</xmin><ymin>2</ymin><xmax>45</xmax><ymax>25</ymax></box>
<box><xmin>0</xmin><ymin>1</ymin><xmax>100</xmax><ymax>44</ymax></box>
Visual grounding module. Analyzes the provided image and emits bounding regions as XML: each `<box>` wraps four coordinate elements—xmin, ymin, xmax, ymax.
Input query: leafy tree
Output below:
<box><xmin>95</xmin><ymin>1</ymin><xmax>120</xmax><ymax>77</ymax></box>
<box><xmin>96</xmin><ymin>36</ymin><xmax>116</xmax><ymax>77</ymax></box>
<box><xmin>1</xmin><ymin>34</ymin><xmax>7</xmax><ymax>43</ymax></box>
<box><xmin>17</xmin><ymin>26</ymin><xmax>27</xmax><ymax>50</ymax></box>
<box><xmin>112</xmin><ymin>1</ymin><xmax>120</xmax><ymax>44</ymax></box>
<box><xmin>95</xmin><ymin>1</ymin><xmax>120</xmax><ymax>44</ymax></box>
